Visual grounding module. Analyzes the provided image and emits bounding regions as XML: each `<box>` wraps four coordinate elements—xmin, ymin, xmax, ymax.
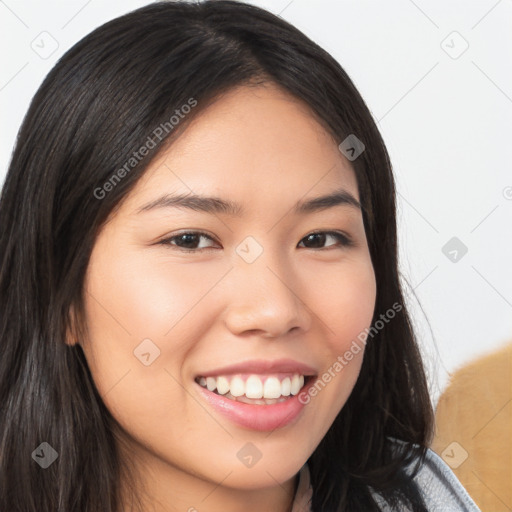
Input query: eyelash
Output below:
<box><xmin>158</xmin><ymin>230</ymin><xmax>354</xmax><ymax>252</ymax></box>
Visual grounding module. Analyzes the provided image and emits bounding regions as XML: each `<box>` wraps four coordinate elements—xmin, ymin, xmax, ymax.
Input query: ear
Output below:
<box><xmin>65</xmin><ymin>304</ymin><xmax>80</xmax><ymax>346</ymax></box>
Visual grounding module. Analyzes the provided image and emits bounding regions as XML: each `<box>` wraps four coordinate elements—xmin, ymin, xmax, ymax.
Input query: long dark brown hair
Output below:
<box><xmin>0</xmin><ymin>1</ymin><xmax>434</xmax><ymax>510</ymax></box>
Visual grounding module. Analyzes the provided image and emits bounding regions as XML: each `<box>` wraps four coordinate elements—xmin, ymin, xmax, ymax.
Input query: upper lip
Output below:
<box><xmin>196</xmin><ymin>358</ymin><xmax>318</xmax><ymax>378</ymax></box>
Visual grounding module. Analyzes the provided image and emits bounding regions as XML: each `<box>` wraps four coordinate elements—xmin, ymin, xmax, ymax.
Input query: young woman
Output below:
<box><xmin>0</xmin><ymin>1</ymin><xmax>481</xmax><ymax>511</ymax></box>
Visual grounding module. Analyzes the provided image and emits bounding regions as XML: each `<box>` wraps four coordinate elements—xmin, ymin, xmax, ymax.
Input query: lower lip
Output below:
<box><xmin>195</xmin><ymin>378</ymin><xmax>316</xmax><ymax>431</ymax></box>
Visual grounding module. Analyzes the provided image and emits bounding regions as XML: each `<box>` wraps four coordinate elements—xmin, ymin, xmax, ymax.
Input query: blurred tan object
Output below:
<box><xmin>432</xmin><ymin>342</ymin><xmax>512</xmax><ymax>512</ymax></box>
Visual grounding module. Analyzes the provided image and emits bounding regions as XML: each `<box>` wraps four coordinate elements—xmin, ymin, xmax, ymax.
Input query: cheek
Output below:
<box><xmin>82</xmin><ymin>239</ymin><xmax>235</xmax><ymax>373</ymax></box>
<box><xmin>299</xmin><ymin>256</ymin><xmax>376</xmax><ymax>425</ymax></box>
<box><xmin>309</xmin><ymin>256</ymin><xmax>377</xmax><ymax>354</ymax></box>
<box><xmin>79</xmin><ymin>246</ymin><xmax>229</xmax><ymax>426</ymax></box>
<box><xmin>80</xmin><ymin>259</ymin><xmax>203</xmax><ymax>456</ymax></box>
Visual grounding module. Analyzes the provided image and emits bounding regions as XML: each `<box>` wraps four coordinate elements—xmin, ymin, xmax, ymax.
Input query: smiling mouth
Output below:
<box><xmin>194</xmin><ymin>373</ymin><xmax>314</xmax><ymax>406</ymax></box>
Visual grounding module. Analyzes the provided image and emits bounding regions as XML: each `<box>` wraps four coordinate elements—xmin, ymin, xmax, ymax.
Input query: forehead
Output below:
<box><xmin>123</xmin><ymin>83</ymin><xmax>359</xmax><ymax>215</ymax></box>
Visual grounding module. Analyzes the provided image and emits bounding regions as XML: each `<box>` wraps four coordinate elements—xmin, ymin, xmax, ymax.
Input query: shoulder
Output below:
<box><xmin>384</xmin><ymin>438</ymin><xmax>482</xmax><ymax>511</ymax></box>
<box><xmin>410</xmin><ymin>447</ymin><xmax>481</xmax><ymax>511</ymax></box>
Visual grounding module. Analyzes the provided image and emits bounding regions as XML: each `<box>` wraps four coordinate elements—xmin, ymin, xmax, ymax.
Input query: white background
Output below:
<box><xmin>1</xmin><ymin>0</ymin><xmax>511</xmax><ymax>403</ymax></box>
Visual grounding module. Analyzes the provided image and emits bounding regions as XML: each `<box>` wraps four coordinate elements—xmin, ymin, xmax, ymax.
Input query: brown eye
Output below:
<box><xmin>298</xmin><ymin>231</ymin><xmax>353</xmax><ymax>250</ymax></box>
<box><xmin>158</xmin><ymin>230</ymin><xmax>354</xmax><ymax>253</ymax></box>
<box><xmin>159</xmin><ymin>231</ymin><xmax>218</xmax><ymax>251</ymax></box>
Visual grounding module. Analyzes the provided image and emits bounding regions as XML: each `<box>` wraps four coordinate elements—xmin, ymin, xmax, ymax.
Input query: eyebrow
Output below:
<box><xmin>135</xmin><ymin>188</ymin><xmax>361</xmax><ymax>216</ymax></box>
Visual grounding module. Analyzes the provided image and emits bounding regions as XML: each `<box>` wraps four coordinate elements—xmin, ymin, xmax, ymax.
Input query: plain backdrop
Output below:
<box><xmin>1</xmin><ymin>0</ymin><xmax>511</xmax><ymax>404</ymax></box>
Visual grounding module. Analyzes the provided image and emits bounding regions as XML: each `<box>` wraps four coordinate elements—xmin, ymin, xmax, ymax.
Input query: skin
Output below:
<box><xmin>70</xmin><ymin>83</ymin><xmax>377</xmax><ymax>512</ymax></box>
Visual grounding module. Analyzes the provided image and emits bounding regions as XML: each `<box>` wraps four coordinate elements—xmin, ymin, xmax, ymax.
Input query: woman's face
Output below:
<box><xmin>76</xmin><ymin>83</ymin><xmax>377</xmax><ymax>510</ymax></box>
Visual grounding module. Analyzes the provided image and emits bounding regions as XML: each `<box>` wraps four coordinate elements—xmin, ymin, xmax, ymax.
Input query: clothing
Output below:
<box><xmin>290</xmin><ymin>448</ymin><xmax>481</xmax><ymax>511</ymax></box>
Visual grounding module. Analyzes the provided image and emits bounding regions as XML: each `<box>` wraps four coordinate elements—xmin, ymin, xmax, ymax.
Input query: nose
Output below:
<box><xmin>223</xmin><ymin>251</ymin><xmax>312</xmax><ymax>339</ymax></box>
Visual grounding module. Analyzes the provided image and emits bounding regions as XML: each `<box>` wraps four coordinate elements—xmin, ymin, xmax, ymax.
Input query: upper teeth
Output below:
<box><xmin>197</xmin><ymin>374</ymin><xmax>305</xmax><ymax>399</ymax></box>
